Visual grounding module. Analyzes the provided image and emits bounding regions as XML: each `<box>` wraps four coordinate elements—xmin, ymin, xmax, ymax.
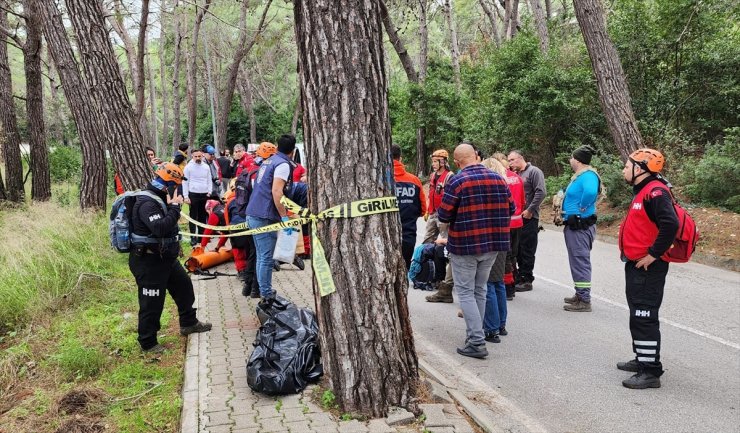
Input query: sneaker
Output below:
<box><xmin>499</xmin><ymin>326</ymin><xmax>508</xmax><ymax>336</ymax></box>
<box><xmin>564</xmin><ymin>300</ymin><xmax>592</xmax><ymax>312</ymax></box>
<box><xmin>617</xmin><ymin>359</ymin><xmax>640</xmax><ymax>372</ymax></box>
<box><xmin>293</xmin><ymin>256</ymin><xmax>305</xmax><ymax>271</ymax></box>
<box><xmin>142</xmin><ymin>344</ymin><xmax>166</xmax><ymax>354</ymax></box>
<box><xmin>506</xmin><ymin>294</ymin><xmax>514</xmax><ymax>301</ymax></box>
<box><xmin>484</xmin><ymin>332</ymin><xmax>501</xmax><ymax>343</ymax></box>
<box><xmin>515</xmin><ymin>282</ymin><xmax>533</xmax><ymax>292</ymax></box>
<box><xmin>622</xmin><ymin>372</ymin><xmax>661</xmax><ymax>389</ymax></box>
<box><xmin>456</xmin><ymin>344</ymin><xmax>488</xmax><ymax>359</ymax></box>
<box><xmin>180</xmin><ymin>321</ymin><xmax>212</xmax><ymax>336</ymax></box>
<box><xmin>564</xmin><ymin>295</ymin><xmax>578</xmax><ymax>304</ymax></box>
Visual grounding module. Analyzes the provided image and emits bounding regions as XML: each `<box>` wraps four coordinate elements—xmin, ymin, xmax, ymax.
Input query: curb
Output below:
<box><xmin>418</xmin><ymin>358</ymin><xmax>501</xmax><ymax>433</ymax></box>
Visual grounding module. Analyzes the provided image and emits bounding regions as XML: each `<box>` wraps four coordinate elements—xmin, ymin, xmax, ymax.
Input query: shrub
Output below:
<box><xmin>52</xmin><ymin>337</ymin><xmax>106</xmax><ymax>380</ymax></box>
<box><xmin>49</xmin><ymin>146</ymin><xmax>82</xmax><ymax>182</ymax></box>
<box><xmin>684</xmin><ymin>133</ymin><xmax>740</xmax><ymax>211</ymax></box>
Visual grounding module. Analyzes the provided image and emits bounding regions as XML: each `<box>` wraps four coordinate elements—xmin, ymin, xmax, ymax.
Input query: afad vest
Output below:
<box><xmin>619</xmin><ymin>180</ymin><xmax>668</xmax><ymax>261</ymax></box>
<box><xmin>245</xmin><ymin>152</ymin><xmax>293</xmax><ymax>222</ymax></box>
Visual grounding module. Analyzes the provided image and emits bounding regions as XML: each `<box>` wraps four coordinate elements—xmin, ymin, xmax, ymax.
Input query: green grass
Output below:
<box><xmin>0</xmin><ymin>199</ymin><xmax>187</xmax><ymax>432</ymax></box>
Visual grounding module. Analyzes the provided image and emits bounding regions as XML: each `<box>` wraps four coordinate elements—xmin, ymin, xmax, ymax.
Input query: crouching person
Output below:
<box><xmin>129</xmin><ymin>163</ymin><xmax>212</xmax><ymax>353</ymax></box>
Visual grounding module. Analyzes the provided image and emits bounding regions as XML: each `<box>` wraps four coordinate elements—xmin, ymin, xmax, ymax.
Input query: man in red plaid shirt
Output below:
<box><xmin>437</xmin><ymin>143</ymin><xmax>514</xmax><ymax>359</ymax></box>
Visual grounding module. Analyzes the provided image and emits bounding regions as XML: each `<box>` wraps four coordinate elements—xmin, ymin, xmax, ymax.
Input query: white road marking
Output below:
<box><xmin>535</xmin><ymin>274</ymin><xmax>740</xmax><ymax>350</ymax></box>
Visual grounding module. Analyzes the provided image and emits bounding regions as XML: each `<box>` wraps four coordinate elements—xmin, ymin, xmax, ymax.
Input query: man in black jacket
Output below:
<box><xmin>129</xmin><ymin>162</ymin><xmax>212</xmax><ymax>353</ymax></box>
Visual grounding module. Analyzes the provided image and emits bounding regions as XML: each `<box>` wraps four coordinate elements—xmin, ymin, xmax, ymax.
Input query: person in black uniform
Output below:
<box><xmin>129</xmin><ymin>162</ymin><xmax>212</xmax><ymax>353</ymax></box>
<box><xmin>617</xmin><ymin>149</ymin><xmax>679</xmax><ymax>389</ymax></box>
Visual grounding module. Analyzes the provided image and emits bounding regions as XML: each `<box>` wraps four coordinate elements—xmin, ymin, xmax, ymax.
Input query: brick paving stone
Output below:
<box><xmin>232</xmin><ymin>428</ymin><xmax>261</xmax><ymax>433</ymax></box>
<box><xmin>367</xmin><ymin>419</ymin><xmax>396</xmax><ymax>433</ymax></box>
<box><xmin>203</xmin><ymin>410</ymin><xmax>233</xmax><ymax>427</ymax></box>
<box><xmin>282</xmin><ymin>407</ymin><xmax>308</xmax><ymax>422</ymax></box>
<box><xmin>256</xmin><ymin>405</ymin><xmax>284</xmax><ymax>419</ymax></box>
<box><xmin>337</xmin><ymin>419</ymin><xmax>370</xmax><ymax>433</ymax></box>
<box><xmin>419</xmin><ymin>404</ymin><xmax>455</xmax><ymax>428</ymax></box>
<box><xmin>259</xmin><ymin>417</ymin><xmax>287</xmax><ymax>432</ymax></box>
<box><xmin>306</xmin><ymin>412</ymin><xmax>336</xmax><ymax>426</ymax></box>
<box><xmin>283</xmin><ymin>420</ymin><xmax>312</xmax><ymax>432</ymax></box>
<box><xmin>280</xmin><ymin>394</ymin><xmax>304</xmax><ymax>408</ymax></box>
<box><xmin>203</xmin><ymin>425</ymin><xmax>233</xmax><ymax>433</ymax></box>
<box><xmin>232</xmin><ymin>413</ymin><xmax>260</xmax><ymax>429</ymax></box>
<box><xmin>209</xmin><ymin>372</ymin><xmax>231</xmax><ymax>386</ymax></box>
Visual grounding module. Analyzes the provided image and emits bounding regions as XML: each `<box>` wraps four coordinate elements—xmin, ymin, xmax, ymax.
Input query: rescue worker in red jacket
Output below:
<box><xmin>423</xmin><ymin>149</ymin><xmax>452</xmax><ymax>244</ymax></box>
<box><xmin>617</xmin><ymin>148</ymin><xmax>679</xmax><ymax>389</ymax></box>
<box><xmin>199</xmin><ymin>199</ymin><xmax>229</xmax><ymax>252</ymax></box>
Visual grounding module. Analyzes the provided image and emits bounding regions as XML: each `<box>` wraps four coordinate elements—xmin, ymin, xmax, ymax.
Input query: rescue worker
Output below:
<box><xmin>245</xmin><ymin>135</ymin><xmax>298</xmax><ymax>300</ymax></box>
<box><xmin>392</xmin><ymin>144</ymin><xmax>427</xmax><ymax>270</ymax></box>
<box><xmin>129</xmin><ymin>163</ymin><xmax>212</xmax><ymax>353</ymax></box>
<box><xmin>199</xmin><ymin>199</ymin><xmax>229</xmax><ymax>252</ymax></box>
<box><xmin>562</xmin><ymin>145</ymin><xmax>601</xmax><ymax>312</ymax></box>
<box><xmin>617</xmin><ymin>148</ymin><xmax>679</xmax><ymax>389</ymax></box>
<box><xmin>423</xmin><ymin>149</ymin><xmax>451</xmax><ymax>244</ymax></box>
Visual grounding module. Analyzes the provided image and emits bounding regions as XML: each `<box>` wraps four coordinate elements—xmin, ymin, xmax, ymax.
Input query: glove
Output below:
<box><xmin>282</xmin><ymin>216</ymin><xmax>298</xmax><ymax>235</ymax></box>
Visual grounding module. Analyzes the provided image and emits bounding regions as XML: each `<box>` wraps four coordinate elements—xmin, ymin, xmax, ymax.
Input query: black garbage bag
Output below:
<box><xmin>247</xmin><ymin>295</ymin><xmax>323</xmax><ymax>395</ymax></box>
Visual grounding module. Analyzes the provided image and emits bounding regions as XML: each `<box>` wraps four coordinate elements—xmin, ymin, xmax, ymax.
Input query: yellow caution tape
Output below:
<box><xmin>178</xmin><ymin>195</ymin><xmax>399</xmax><ymax>297</ymax></box>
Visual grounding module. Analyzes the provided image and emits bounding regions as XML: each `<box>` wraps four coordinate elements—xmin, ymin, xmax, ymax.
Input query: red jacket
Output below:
<box><xmin>233</xmin><ymin>154</ymin><xmax>256</xmax><ymax>178</ymax></box>
<box><xmin>427</xmin><ymin>169</ymin><xmax>451</xmax><ymax>214</ymax></box>
<box><xmin>619</xmin><ymin>179</ymin><xmax>679</xmax><ymax>261</ymax></box>
<box><xmin>200</xmin><ymin>205</ymin><xmax>228</xmax><ymax>250</ymax></box>
<box><xmin>505</xmin><ymin>169</ymin><xmax>526</xmax><ymax>229</ymax></box>
<box><xmin>293</xmin><ymin>164</ymin><xmax>306</xmax><ymax>182</ymax></box>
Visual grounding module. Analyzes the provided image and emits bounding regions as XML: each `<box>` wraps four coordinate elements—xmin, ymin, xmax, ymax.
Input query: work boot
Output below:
<box><xmin>293</xmin><ymin>256</ymin><xmax>305</xmax><ymax>270</ymax></box>
<box><xmin>180</xmin><ymin>321</ymin><xmax>212</xmax><ymax>336</ymax></box>
<box><xmin>237</xmin><ymin>270</ymin><xmax>248</xmax><ymax>282</ymax></box>
<box><xmin>617</xmin><ymin>359</ymin><xmax>640</xmax><ymax>372</ymax></box>
<box><xmin>456</xmin><ymin>344</ymin><xmax>488</xmax><ymax>359</ymax></box>
<box><xmin>564</xmin><ymin>300</ymin><xmax>592</xmax><ymax>312</ymax></box>
<box><xmin>241</xmin><ymin>278</ymin><xmax>252</xmax><ymax>297</ymax></box>
<box><xmin>515</xmin><ymin>281</ymin><xmax>533</xmax><ymax>292</ymax></box>
<box><xmin>499</xmin><ymin>326</ymin><xmax>508</xmax><ymax>336</ymax></box>
<box><xmin>425</xmin><ymin>281</ymin><xmax>453</xmax><ymax>303</ymax></box>
<box><xmin>142</xmin><ymin>344</ymin><xmax>166</xmax><ymax>354</ymax></box>
<box><xmin>457</xmin><ymin>309</ymin><xmax>464</xmax><ymax>318</ymax></box>
<box><xmin>273</xmin><ymin>262</ymin><xmax>281</xmax><ymax>272</ymax></box>
<box><xmin>622</xmin><ymin>372</ymin><xmax>661</xmax><ymax>389</ymax></box>
<box><xmin>484</xmin><ymin>331</ymin><xmax>501</xmax><ymax>343</ymax></box>
<box><xmin>564</xmin><ymin>294</ymin><xmax>578</xmax><ymax>304</ymax></box>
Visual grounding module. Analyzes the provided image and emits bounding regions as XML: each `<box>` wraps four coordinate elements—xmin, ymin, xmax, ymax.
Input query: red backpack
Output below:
<box><xmin>658</xmin><ymin>183</ymin><xmax>700</xmax><ymax>263</ymax></box>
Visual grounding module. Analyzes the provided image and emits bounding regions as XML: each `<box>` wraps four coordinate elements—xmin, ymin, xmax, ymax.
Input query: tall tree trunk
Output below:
<box><xmin>215</xmin><ymin>0</ymin><xmax>272</xmax><ymax>152</ymax></box>
<box><xmin>443</xmin><ymin>0</ymin><xmax>462</xmax><ymax>91</ymax></box>
<box><xmin>172</xmin><ymin>0</ymin><xmax>182</xmax><ymax>153</ymax></box>
<box><xmin>379</xmin><ymin>0</ymin><xmax>418</xmax><ymax>83</ymax></box>
<box><xmin>573</xmin><ymin>0</ymin><xmax>642</xmax><ymax>159</ymax></box>
<box><xmin>294</xmin><ymin>0</ymin><xmax>417</xmax><ymax>418</ymax></box>
<box><xmin>159</xmin><ymin>0</ymin><xmax>169</xmax><ymax>157</ymax></box>
<box><xmin>0</xmin><ymin>7</ymin><xmax>25</xmax><ymax>203</ymax></box>
<box><xmin>186</xmin><ymin>0</ymin><xmax>211</xmax><ymax>149</ymax></box>
<box><xmin>108</xmin><ymin>0</ymin><xmax>138</xmax><ymax>95</ymax></box>
<box><xmin>417</xmin><ymin>0</ymin><xmax>429</xmax><ymax>176</ymax></box>
<box><xmin>23</xmin><ymin>0</ymin><xmax>50</xmax><ymax>201</ymax></box>
<box><xmin>290</xmin><ymin>94</ymin><xmax>300</xmax><ymax>136</ymax></box>
<box><xmin>38</xmin><ymin>0</ymin><xmax>107</xmax><ymax>209</ymax></box>
<box><xmin>545</xmin><ymin>0</ymin><xmax>552</xmax><ymax>19</ymax></box>
<box><xmin>510</xmin><ymin>0</ymin><xmax>520</xmax><ymax>38</ymax></box>
<box><xmin>135</xmin><ymin>0</ymin><xmax>151</xmax><ymax>123</ymax></box>
<box><xmin>147</xmin><ymin>52</ymin><xmax>158</xmax><ymax>149</ymax></box>
<box><xmin>237</xmin><ymin>71</ymin><xmax>256</xmax><ymax>144</ymax></box>
<box><xmin>479</xmin><ymin>0</ymin><xmax>502</xmax><ymax>48</ymax></box>
<box><xmin>66</xmin><ymin>0</ymin><xmax>152</xmax><ymax>191</ymax></box>
<box><xmin>45</xmin><ymin>45</ymin><xmax>65</xmax><ymax>144</ymax></box>
<box><xmin>529</xmin><ymin>0</ymin><xmax>549</xmax><ymax>53</ymax></box>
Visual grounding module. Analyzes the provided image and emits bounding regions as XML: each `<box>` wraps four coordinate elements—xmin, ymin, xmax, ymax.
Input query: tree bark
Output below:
<box><xmin>290</xmin><ymin>93</ymin><xmax>300</xmax><ymax>136</ymax></box>
<box><xmin>45</xmin><ymin>45</ymin><xmax>65</xmax><ymax>144</ymax></box>
<box><xmin>479</xmin><ymin>0</ymin><xmax>502</xmax><ymax>48</ymax></box>
<box><xmin>65</xmin><ymin>0</ymin><xmax>152</xmax><ymax>191</ymax></box>
<box><xmin>186</xmin><ymin>0</ymin><xmax>211</xmax><ymax>149</ymax></box>
<box><xmin>294</xmin><ymin>0</ymin><xmax>418</xmax><ymax>418</ymax></box>
<box><xmin>159</xmin><ymin>0</ymin><xmax>169</xmax><ymax>156</ymax></box>
<box><xmin>108</xmin><ymin>0</ymin><xmax>138</xmax><ymax>94</ymax></box>
<box><xmin>172</xmin><ymin>0</ymin><xmax>182</xmax><ymax>153</ymax></box>
<box><xmin>443</xmin><ymin>0</ymin><xmax>462</xmax><ymax>91</ymax></box>
<box><xmin>529</xmin><ymin>0</ymin><xmax>549</xmax><ymax>53</ymax></box>
<box><xmin>22</xmin><ymin>0</ymin><xmax>50</xmax><ymax>201</ymax></box>
<box><xmin>0</xmin><ymin>6</ymin><xmax>25</xmax><ymax>203</ymax></box>
<box><xmin>135</xmin><ymin>0</ymin><xmax>151</xmax><ymax>123</ymax></box>
<box><xmin>573</xmin><ymin>0</ymin><xmax>642</xmax><ymax>159</ymax></box>
<box><xmin>545</xmin><ymin>0</ymin><xmax>552</xmax><ymax>19</ymax></box>
<box><xmin>418</xmin><ymin>0</ymin><xmax>428</xmax><ymax>82</ymax></box>
<box><xmin>147</xmin><ymin>51</ymin><xmax>158</xmax><ymax>149</ymax></box>
<box><xmin>38</xmin><ymin>0</ymin><xmax>107</xmax><ymax>209</ymax></box>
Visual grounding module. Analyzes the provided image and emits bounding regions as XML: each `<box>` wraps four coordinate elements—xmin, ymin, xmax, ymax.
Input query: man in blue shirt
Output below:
<box><xmin>245</xmin><ymin>135</ymin><xmax>296</xmax><ymax>300</ymax></box>
<box><xmin>561</xmin><ymin>145</ymin><xmax>601</xmax><ymax>312</ymax></box>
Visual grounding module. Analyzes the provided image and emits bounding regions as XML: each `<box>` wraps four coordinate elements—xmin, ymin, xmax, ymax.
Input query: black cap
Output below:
<box><xmin>572</xmin><ymin>145</ymin><xmax>595</xmax><ymax>165</ymax></box>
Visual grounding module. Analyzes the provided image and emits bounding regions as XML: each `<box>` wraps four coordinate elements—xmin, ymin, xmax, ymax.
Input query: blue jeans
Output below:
<box><xmin>247</xmin><ymin>216</ymin><xmax>278</xmax><ymax>298</ymax></box>
<box><xmin>484</xmin><ymin>280</ymin><xmax>507</xmax><ymax>333</ymax></box>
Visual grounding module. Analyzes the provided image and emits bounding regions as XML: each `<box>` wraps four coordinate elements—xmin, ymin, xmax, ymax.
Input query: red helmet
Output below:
<box><xmin>629</xmin><ymin>148</ymin><xmax>665</xmax><ymax>173</ymax></box>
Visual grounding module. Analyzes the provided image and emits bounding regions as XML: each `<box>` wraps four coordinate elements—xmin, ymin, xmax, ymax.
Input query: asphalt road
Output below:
<box><xmin>409</xmin><ymin>220</ymin><xmax>740</xmax><ymax>433</ymax></box>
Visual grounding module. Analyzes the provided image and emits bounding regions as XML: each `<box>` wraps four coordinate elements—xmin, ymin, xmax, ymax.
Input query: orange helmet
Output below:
<box><xmin>629</xmin><ymin>148</ymin><xmax>665</xmax><ymax>173</ymax></box>
<box><xmin>431</xmin><ymin>149</ymin><xmax>449</xmax><ymax>159</ymax></box>
<box><xmin>256</xmin><ymin>142</ymin><xmax>277</xmax><ymax>159</ymax></box>
<box><xmin>155</xmin><ymin>162</ymin><xmax>186</xmax><ymax>184</ymax></box>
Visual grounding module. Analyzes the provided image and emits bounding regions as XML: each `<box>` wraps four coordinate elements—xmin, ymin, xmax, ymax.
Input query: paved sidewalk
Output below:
<box><xmin>181</xmin><ymin>261</ymin><xmax>470</xmax><ymax>433</ymax></box>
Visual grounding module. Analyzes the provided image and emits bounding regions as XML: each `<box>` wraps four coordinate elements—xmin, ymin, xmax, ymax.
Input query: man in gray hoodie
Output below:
<box><xmin>507</xmin><ymin>150</ymin><xmax>545</xmax><ymax>292</ymax></box>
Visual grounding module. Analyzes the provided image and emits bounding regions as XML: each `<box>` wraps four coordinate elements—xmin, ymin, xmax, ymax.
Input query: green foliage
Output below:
<box><xmin>49</xmin><ymin>146</ymin><xmax>82</xmax><ymax>182</ymax></box>
<box><xmin>321</xmin><ymin>389</ymin><xmax>337</xmax><ymax>410</ymax></box>
<box><xmin>683</xmin><ymin>130</ymin><xmax>740</xmax><ymax>211</ymax></box>
<box><xmin>51</xmin><ymin>337</ymin><xmax>106</xmax><ymax>380</ymax></box>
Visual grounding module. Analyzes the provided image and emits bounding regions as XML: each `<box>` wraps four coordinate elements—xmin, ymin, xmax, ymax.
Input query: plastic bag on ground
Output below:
<box><xmin>247</xmin><ymin>295</ymin><xmax>323</xmax><ymax>395</ymax></box>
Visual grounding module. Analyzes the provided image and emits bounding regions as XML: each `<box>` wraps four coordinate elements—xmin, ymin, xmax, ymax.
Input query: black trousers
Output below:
<box><xmin>188</xmin><ymin>192</ymin><xmax>209</xmax><ymax>244</ymax></box>
<box><xmin>517</xmin><ymin>217</ymin><xmax>539</xmax><ymax>283</ymax></box>
<box><xmin>246</xmin><ymin>235</ymin><xmax>258</xmax><ymax>290</ymax></box>
<box><xmin>402</xmin><ymin>241</ymin><xmax>415</xmax><ymax>271</ymax></box>
<box><xmin>129</xmin><ymin>253</ymin><xmax>198</xmax><ymax>350</ymax></box>
<box><xmin>506</xmin><ymin>227</ymin><xmax>521</xmax><ymax>296</ymax></box>
<box><xmin>625</xmin><ymin>259</ymin><xmax>669</xmax><ymax>376</ymax></box>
